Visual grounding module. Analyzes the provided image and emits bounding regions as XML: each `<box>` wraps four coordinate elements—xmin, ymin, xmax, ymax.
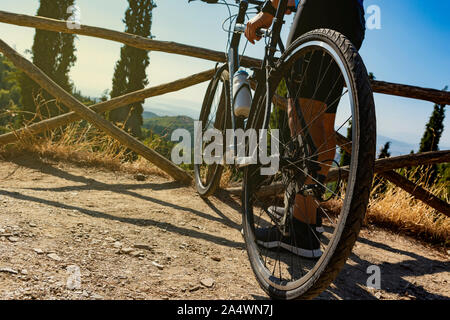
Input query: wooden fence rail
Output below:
<box><xmin>380</xmin><ymin>171</ymin><xmax>450</xmax><ymax>217</ymax></box>
<box><xmin>0</xmin><ymin>11</ymin><xmax>261</xmax><ymax>68</ymax></box>
<box><xmin>226</xmin><ymin>150</ymin><xmax>450</xmax><ymax>217</ymax></box>
<box><xmin>1</xmin><ymin>10</ymin><xmax>449</xmax><ymax>105</ymax></box>
<box><xmin>0</xmin><ymin>69</ymin><xmax>215</xmax><ymax>146</ymax></box>
<box><xmin>0</xmin><ymin>39</ymin><xmax>192</xmax><ymax>184</ymax></box>
<box><xmin>335</xmin><ymin>133</ymin><xmax>450</xmax><ymax>216</ymax></box>
<box><xmin>326</xmin><ymin>148</ymin><xmax>450</xmax><ymax>183</ymax></box>
<box><xmin>0</xmin><ymin>10</ymin><xmax>448</xmax><ymax>215</ymax></box>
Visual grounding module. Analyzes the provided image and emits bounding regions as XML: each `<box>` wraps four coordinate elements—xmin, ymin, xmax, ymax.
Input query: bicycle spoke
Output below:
<box><xmin>288</xmin><ymin>220</ymin><xmax>305</xmax><ymax>280</ymax></box>
<box><xmin>285</xmin><ymin>157</ymin><xmax>344</xmax><ymax>201</ymax></box>
<box><xmin>285</xmin><ymin>190</ymin><xmax>306</xmax><ymax>280</ymax></box>
<box><xmin>289</xmin><ymin>88</ymin><xmax>349</xmax><ymax>147</ymax></box>
<box><xmin>314</xmin><ymin>199</ymin><xmax>338</xmax><ymax>227</ymax></box>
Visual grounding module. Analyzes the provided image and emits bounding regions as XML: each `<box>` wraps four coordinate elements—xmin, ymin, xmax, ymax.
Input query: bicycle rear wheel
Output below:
<box><xmin>243</xmin><ymin>29</ymin><xmax>376</xmax><ymax>299</ymax></box>
<box><xmin>194</xmin><ymin>65</ymin><xmax>230</xmax><ymax>197</ymax></box>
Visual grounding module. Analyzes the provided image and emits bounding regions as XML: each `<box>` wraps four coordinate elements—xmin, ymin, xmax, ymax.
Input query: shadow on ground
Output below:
<box><xmin>2</xmin><ymin>156</ymin><xmax>448</xmax><ymax>300</ymax></box>
<box><xmin>318</xmin><ymin>237</ymin><xmax>449</xmax><ymax>300</ymax></box>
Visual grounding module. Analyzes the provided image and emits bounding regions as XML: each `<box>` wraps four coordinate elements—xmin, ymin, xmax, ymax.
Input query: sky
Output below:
<box><xmin>0</xmin><ymin>0</ymin><xmax>449</xmax><ymax>150</ymax></box>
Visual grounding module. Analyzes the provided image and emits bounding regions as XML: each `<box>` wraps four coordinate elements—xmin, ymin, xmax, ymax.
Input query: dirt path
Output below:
<box><xmin>0</xmin><ymin>155</ymin><xmax>448</xmax><ymax>300</ymax></box>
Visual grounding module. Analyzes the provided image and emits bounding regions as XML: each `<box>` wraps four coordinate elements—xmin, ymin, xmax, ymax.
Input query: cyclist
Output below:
<box><xmin>245</xmin><ymin>0</ymin><xmax>366</xmax><ymax>258</ymax></box>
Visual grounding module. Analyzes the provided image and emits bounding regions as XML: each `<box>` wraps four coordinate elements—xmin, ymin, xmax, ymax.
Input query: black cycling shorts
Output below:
<box><xmin>287</xmin><ymin>0</ymin><xmax>366</xmax><ymax>113</ymax></box>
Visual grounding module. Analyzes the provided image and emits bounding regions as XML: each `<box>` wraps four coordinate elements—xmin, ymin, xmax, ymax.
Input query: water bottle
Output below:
<box><xmin>233</xmin><ymin>70</ymin><xmax>252</xmax><ymax>118</ymax></box>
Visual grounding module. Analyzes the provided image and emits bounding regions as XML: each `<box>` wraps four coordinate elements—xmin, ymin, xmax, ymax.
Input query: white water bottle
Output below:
<box><xmin>233</xmin><ymin>70</ymin><xmax>252</xmax><ymax>118</ymax></box>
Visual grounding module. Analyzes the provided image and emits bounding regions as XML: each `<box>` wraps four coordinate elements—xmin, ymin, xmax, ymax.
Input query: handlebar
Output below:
<box><xmin>190</xmin><ymin>0</ymin><xmax>296</xmax><ymax>13</ymax></box>
<box><xmin>189</xmin><ymin>0</ymin><xmax>265</xmax><ymax>7</ymax></box>
<box><xmin>235</xmin><ymin>23</ymin><xmax>269</xmax><ymax>37</ymax></box>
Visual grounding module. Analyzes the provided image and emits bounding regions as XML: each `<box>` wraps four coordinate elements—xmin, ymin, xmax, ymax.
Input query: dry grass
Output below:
<box><xmin>0</xmin><ymin>118</ymin><xmax>168</xmax><ymax>180</ymax></box>
<box><xmin>219</xmin><ymin>165</ymin><xmax>234</xmax><ymax>189</ymax></box>
<box><xmin>366</xmin><ymin>169</ymin><xmax>449</xmax><ymax>247</ymax></box>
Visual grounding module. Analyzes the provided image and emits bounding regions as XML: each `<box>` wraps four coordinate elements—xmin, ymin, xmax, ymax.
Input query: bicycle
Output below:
<box><xmin>191</xmin><ymin>0</ymin><xmax>376</xmax><ymax>299</ymax></box>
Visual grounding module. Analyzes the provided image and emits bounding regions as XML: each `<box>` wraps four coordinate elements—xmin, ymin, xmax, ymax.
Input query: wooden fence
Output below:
<box><xmin>0</xmin><ymin>10</ymin><xmax>448</xmax><ymax>216</ymax></box>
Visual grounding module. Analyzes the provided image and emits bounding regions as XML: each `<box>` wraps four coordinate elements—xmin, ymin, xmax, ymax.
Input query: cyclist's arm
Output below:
<box><xmin>245</xmin><ymin>0</ymin><xmax>295</xmax><ymax>44</ymax></box>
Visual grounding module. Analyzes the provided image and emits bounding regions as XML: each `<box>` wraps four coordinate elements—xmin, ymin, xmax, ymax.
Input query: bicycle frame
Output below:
<box><xmin>227</xmin><ymin>0</ymin><xmax>290</xmax><ymax>152</ymax></box>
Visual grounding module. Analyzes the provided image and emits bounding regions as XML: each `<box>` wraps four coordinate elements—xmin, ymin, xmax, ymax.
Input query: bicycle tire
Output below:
<box><xmin>194</xmin><ymin>65</ymin><xmax>230</xmax><ymax>197</ymax></box>
<box><xmin>242</xmin><ymin>29</ymin><xmax>376</xmax><ymax>300</ymax></box>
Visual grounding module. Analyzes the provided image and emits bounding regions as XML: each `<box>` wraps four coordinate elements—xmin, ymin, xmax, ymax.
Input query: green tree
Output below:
<box><xmin>373</xmin><ymin>142</ymin><xmax>391</xmax><ymax>195</ymax></box>
<box><xmin>419</xmin><ymin>107</ymin><xmax>446</xmax><ymax>153</ymax></box>
<box><xmin>418</xmin><ymin>86</ymin><xmax>447</xmax><ymax>185</ymax></box>
<box><xmin>378</xmin><ymin>141</ymin><xmax>391</xmax><ymax>159</ymax></box>
<box><xmin>18</xmin><ymin>0</ymin><xmax>77</xmax><ymax>120</ymax></box>
<box><xmin>108</xmin><ymin>0</ymin><xmax>156</xmax><ymax>138</ymax></box>
<box><xmin>0</xmin><ymin>54</ymin><xmax>22</xmax><ymax>132</ymax></box>
<box><xmin>0</xmin><ymin>55</ymin><xmax>21</xmax><ymax>106</ymax></box>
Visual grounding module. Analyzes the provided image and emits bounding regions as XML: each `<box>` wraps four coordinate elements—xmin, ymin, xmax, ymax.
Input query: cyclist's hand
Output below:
<box><xmin>245</xmin><ymin>0</ymin><xmax>296</xmax><ymax>44</ymax></box>
<box><xmin>245</xmin><ymin>12</ymin><xmax>274</xmax><ymax>44</ymax></box>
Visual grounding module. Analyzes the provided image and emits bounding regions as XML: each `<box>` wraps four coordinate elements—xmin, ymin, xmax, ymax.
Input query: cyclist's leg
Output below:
<box><xmin>287</xmin><ymin>97</ymin><xmax>329</xmax><ymax>225</ymax></box>
<box><xmin>286</xmin><ymin>0</ymin><xmax>366</xmax><ymax>224</ymax></box>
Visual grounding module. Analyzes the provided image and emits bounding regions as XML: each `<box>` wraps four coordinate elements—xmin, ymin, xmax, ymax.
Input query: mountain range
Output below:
<box><xmin>142</xmin><ymin>109</ymin><xmax>448</xmax><ymax>157</ymax></box>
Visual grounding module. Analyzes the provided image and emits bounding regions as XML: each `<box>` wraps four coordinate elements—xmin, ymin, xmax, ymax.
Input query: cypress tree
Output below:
<box><xmin>18</xmin><ymin>0</ymin><xmax>77</xmax><ymax>120</ymax></box>
<box><xmin>418</xmin><ymin>86</ymin><xmax>447</xmax><ymax>185</ymax></box>
<box><xmin>109</xmin><ymin>0</ymin><xmax>156</xmax><ymax>138</ymax></box>
<box><xmin>373</xmin><ymin>142</ymin><xmax>391</xmax><ymax>195</ymax></box>
<box><xmin>378</xmin><ymin>141</ymin><xmax>391</xmax><ymax>159</ymax></box>
<box><xmin>419</xmin><ymin>105</ymin><xmax>447</xmax><ymax>153</ymax></box>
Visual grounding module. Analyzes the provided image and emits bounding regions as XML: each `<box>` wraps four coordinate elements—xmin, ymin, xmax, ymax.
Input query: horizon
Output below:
<box><xmin>0</xmin><ymin>0</ymin><xmax>448</xmax><ymax>149</ymax></box>
<box><xmin>140</xmin><ymin>104</ymin><xmax>448</xmax><ymax>156</ymax></box>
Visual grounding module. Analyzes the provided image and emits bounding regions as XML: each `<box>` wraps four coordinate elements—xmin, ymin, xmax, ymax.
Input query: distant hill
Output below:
<box><xmin>141</xmin><ymin>111</ymin><xmax>447</xmax><ymax>157</ymax></box>
<box><xmin>376</xmin><ymin>135</ymin><xmax>419</xmax><ymax>157</ymax></box>
<box><xmin>142</xmin><ymin>115</ymin><xmax>194</xmax><ymax>140</ymax></box>
<box><xmin>144</xmin><ymin>101</ymin><xmax>200</xmax><ymax>119</ymax></box>
<box><xmin>142</xmin><ymin>111</ymin><xmax>159</xmax><ymax>119</ymax></box>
